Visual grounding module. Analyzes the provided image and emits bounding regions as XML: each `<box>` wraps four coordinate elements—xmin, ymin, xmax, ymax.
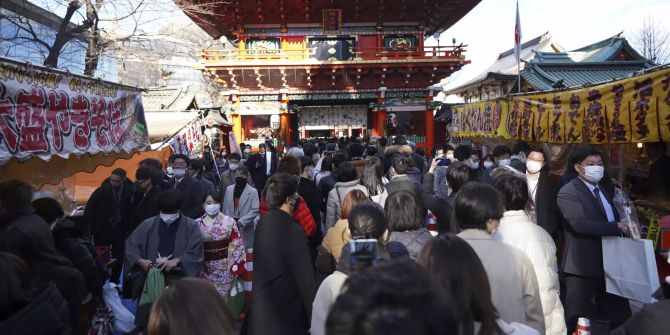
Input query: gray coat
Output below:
<box><xmin>124</xmin><ymin>215</ymin><xmax>204</xmax><ymax>277</ymax></box>
<box><xmin>325</xmin><ymin>180</ymin><xmax>368</xmax><ymax>231</ymax></box>
<box><xmin>223</xmin><ymin>184</ymin><xmax>259</xmax><ymax>248</ymax></box>
<box><xmin>387</xmin><ymin>228</ymin><xmax>433</xmax><ymax>261</ymax></box>
<box><xmin>458</xmin><ymin>229</ymin><xmax>545</xmax><ymax>334</ymax></box>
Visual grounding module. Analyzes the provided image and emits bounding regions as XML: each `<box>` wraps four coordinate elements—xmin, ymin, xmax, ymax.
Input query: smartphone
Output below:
<box><xmin>349</xmin><ymin>239</ymin><xmax>378</xmax><ymax>268</ymax></box>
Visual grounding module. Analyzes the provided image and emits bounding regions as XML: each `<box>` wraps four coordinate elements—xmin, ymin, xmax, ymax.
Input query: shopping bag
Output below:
<box><xmin>88</xmin><ymin>301</ymin><xmax>114</xmax><ymax>335</ymax></box>
<box><xmin>602</xmin><ymin>236</ymin><xmax>660</xmax><ymax>303</ymax></box>
<box><xmin>102</xmin><ymin>282</ymin><xmax>135</xmax><ymax>333</ymax></box>
<box><xmin>225</xmin><ymin>276</ymin><xmax>246</xmax><ymax>319</ymax></box>
<box><xmin>139</xmin><ymin>267</ymin><xmax>165</xmax><ymax>306</ymax></box>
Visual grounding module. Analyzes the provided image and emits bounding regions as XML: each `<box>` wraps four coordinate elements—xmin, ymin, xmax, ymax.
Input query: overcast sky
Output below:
<box><xmin>426</xmin><ymin>0</ymin><xmax>670</xmax><ymax>91</ymax></box>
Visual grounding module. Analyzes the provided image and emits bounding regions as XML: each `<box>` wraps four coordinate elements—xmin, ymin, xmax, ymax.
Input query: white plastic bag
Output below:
<box><xmin>602</xmin><ymin>237</ymin><xmax>660</xmax><ymax>303</ymax></box>
<box><xmin>102</xmin><ymin>282</ymin><xmax>136</xmax><ymax>333</ymax></box>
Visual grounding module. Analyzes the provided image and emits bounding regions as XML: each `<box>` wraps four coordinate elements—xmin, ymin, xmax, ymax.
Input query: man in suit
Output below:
<box><xmin>247</xmin><ymin>143</ymin><xmax>277</xmax><ymax>195</ymax></box>
<box><xmin>386</xmin><ymin>155</ymin><xmax>422</xmax><ymax>199</ymax></box>
<box><xmin>557</xmin><ymin>147</ymin><xmax>631</xmax><ymax>333</ymax></box>
<box><xmin>189</xmin><ymin>158</ymin><xmax>215</xmax><ymax>194</ymax></box>
<box><xmin>223</xmin><ymin>165</ymin><xmax>259</xmax><ymax>248</ymax></box>
<box><xmin>168</xmin><ymin>154</ymin><xmax>206</xmax><ymax>219</ymax></box>
<box><xmin>480</xmin><ymin>145</ymin><xmax>512</xmax><ymax>184</ymax></box>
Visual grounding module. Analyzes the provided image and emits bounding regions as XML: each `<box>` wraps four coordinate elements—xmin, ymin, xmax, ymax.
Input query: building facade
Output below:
<box><xmin>180</xmin><ymin>0</ymin><xmax>482</xmax><ymax>152</ymax></box>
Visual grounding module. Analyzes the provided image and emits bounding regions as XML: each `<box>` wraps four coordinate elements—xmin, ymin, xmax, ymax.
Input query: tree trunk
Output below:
<box><xmin>43</xmin><ymin>1</ymin><xmax>81</xmax><ymax>68</ymax></box>
<box><xmin>84</xmin><ymin>0</ymin><xmax>104</xmax><ymax>76</ymax></box>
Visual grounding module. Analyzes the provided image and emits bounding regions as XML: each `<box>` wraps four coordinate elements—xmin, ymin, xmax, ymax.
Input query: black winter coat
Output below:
<box><xmin>421</xmin><ymin>172</ymin><xmax>454</xmax><ymax>234</ymax></box>
<box><xmin>128</xmin><ymin>185</ymin><xmax>162</xmax><ymax>235</ymax></box>
<box><xmin>0</xmin><ymin>284</ymin><xmax>72</xmax><ymax>335</ymax></box>
<box><xmin>168</xmin><ymin>175</ymin><xmax>206</xmax><ymax>219</ymax></box>
<box><xmin>84</xmin><ymin>178</ymin><xmax>134</xmax><ymax>245</ymax></box>
<box><xmin>248</xmin><ymin>209</ymin><xmax>315</xmax><ymax>335</ymax></box>
<box><xmin>534</xmin><ymin>170</ymin><xmax>561</xmax><ymax>239</ymax></box>
<box><xmin>52</xmin><ymin>218</ymin><xmax>109</xmax><ymax>297</ymax></box>
<box><xmin>298</xmin><ymin>177</ymin><xmax>323</xmax><ymax>261</ymax></box>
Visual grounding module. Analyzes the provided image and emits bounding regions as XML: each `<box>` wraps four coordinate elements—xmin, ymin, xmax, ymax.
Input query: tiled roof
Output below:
<box><xmin>521</xmin><ymin>61</ymin><xmax>649</xmax><ymax>91</ymax></box>
<box><xmin>444</xmin><ymin>32</ymin><xmax>564</xmax><ymax>94</ymax></box>
<box><xmin>141</xmin><ymin>86</ymin><xmax>197</xmax><ymax>112</ymax></box>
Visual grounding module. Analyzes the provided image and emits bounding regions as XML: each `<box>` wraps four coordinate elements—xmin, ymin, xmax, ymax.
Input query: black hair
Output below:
<box><xmin>278</xmin><ymin>156</ymin><xmax>301</xmax><ymax>176</ymax></box>
<box><xmin>32</xmin><ymin>198</ymin><xmax>65</xmax><ymax>224</ymax></box>
<box><xmin>158</xmin><ymin>190</ymin><xmax>184</xmax><ymax>213</ymax></box>
<box><xmin>566</xmin><ymin>147</ymin><xmax>602</xmax><ymax>175</ymax></box>
<box><xmin>320</xmin><ymin>156</ymin><xmax>333</xmax><ymax>173</ymax></box>
<box><xmin>446</xmin><ymin>162</ymin><xmax>478</xmax><ymax>193</ymax></box>
<box><xmin>492</xmin><ymin>174</ymin><xmax>529</xmax><ymax>211</ymax></box>
<box><xmin>445</xmin><ymin>144</ymin><xmax>455</xmax><ymax>151</ymax></box>
<box><xmin>416</xmin><ymin>148</ymin><xmax>426</xmax><ymax>157</ymax></box>
<box><xmin>0</xmin><ymin>180</ymin><xmax>33</xmax><ymax>210</ymax></box>
<box><xmin>332</xmin><ymin>151</ymin><xmax>349</xmax><ymax>169</ymax></box>
<box><xmin>303</xmin><ymin>142</ymin><xmax>318</xmax><ymax>157</ymax></box>
<box><xmin>235</xmin><ymin>164</ymin><xmax>249</xmax><ymax>176</ymax></box>
<box><xmin>171</xmin><ymin>154</ymin><xmax>191</xmax><ymax>167</ymax></box>
<box><xmin>454</xmin><ymin>183</ymin><xmax>504</xmax><ymax>230</ymax></box>
<box><xmin>348</xmin><ymin>143</ymin><xmax>365</xmax><ymax>158</ymax></box>
<box><xmin>228</xmin><ymin>152</ymin><xmax>242</xmax><ymax>161</ymax></box>
<box><xmin>258</xmin><ymin>143</ymin><xmax>266</xmax><ymax>149</ymax></box>
<box><xmin>202</xmin><ymin>190</ymin><xmax>222</xmax><ymax>204</ymax></box>
<box><xmin>0</xmin><ymin>252</ymin><xmax>32</xmax><ymax>320</ymax></box>
<box><xmin>336</xmin><ymin>162</ymin><xmax>359</xmax><ymax>183</ymax></box>
<box><xmin>299</xmin><ymin>156</ymin><xmax>314</xmax><ymax>174</ymax></box>
<box><xmin>393</xmin><ymin>135</ymin><xmax>408</xmax><ymax>145</ymax></box>
<box><xmin>365</xmin><ymin>145</ymin><xmax>378</xmax><ymax>157</ymax></box>
<box><xmin>418</xmin><ymin>235</ymin><xmax>502</xmax><ymax>335</ymax></box>
<box><xmin>512</xmin><ymin>142</ymin><xmax>532</xmax><ymax>155</ymax></box>
<box><xmin>362</xmin><ymin>157</ymin><xmax>385</xmax><ymax>196</ymax></box>
<box><xmin>529</xmin><ymin>147</ymin><xmax>548</xmax><ymax>162</ymax></box>
<box><xmin>135</xmin><ymin>166</ymin><xmax>161</xmax><ymax>184</ymax></box>
<box><xmin>385</xmin><ymin>191</ymin><xmax>424</xmax><ymax>232</ymax></box>
<box><xmin>379</xmin><ymin>137</ymin><xmax>388</xmax><ymax>146</ymax></box>
<box><xmin>111</xmin><ymin>168</ymin><xmax>127</xmax><ymax>178</ymax></box>
<box><xmin>189</xmin><ymin>159</ymin><xmax>205</xmax><ymax>173</ymax></box>
<box><xmin>392</xmin><ymin>155</ymin><xmax>412</xmax><ymax>175</ymax></box>
<box><xmin>348</xmin><ymin>201</ymin><xmax>387</xmax><ymax>240</ymax></box>
<box><xmin>139</xmin><ymin>158</ymin><xmax>163</xmax><ymax>171</ymax></box>
<box><xmin>492</xmin><ymin>145</ymin><xmax>512</xmax><ymax>158</ymax></box>
<box><xmin>263</xmin><ymin>173</ymin><xmax>298</xmax><ymax>209</ymax></box>
<box><xmin>326</xmin><ymin>259</ymin><xmax>457</xmax><ymax>335</ymax></box>
<box><xmin>454</xmin><ymin>145</ymin><xmax>472</xmax><ymax>162</ymax></box>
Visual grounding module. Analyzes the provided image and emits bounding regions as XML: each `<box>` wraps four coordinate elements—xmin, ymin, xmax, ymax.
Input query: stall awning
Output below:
<box><xmin>145</xmin><ymin>111</ymin><xmax>199</xmax><ymax>142</ymax></box>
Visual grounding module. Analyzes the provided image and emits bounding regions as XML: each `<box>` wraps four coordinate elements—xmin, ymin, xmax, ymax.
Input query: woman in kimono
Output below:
<box><xmin>196</xmin><ymin>191</ymin><xmax>246</xmax><ymax>296</ymax></box>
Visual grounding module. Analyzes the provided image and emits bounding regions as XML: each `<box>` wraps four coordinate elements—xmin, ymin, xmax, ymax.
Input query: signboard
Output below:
<box><xmin>452</xmin><ymin>66</ymin><xmax>670</xmax><ymax>143</ymax></box>
<box><xmin>322</xmin><ymin>9</ymin><xmax>342</xmax><ymax>34</ymax></box>
<box><xmin>452</xmin><ymin>99</ymin><xmax>510</xmax><ymax>139</ymax></box>
<box><xmin>0</xmin><ymin>58</ymin><xmax>149</xmax><ymax>166</ymax></box>
<box><xmin>168</xmin><ymin>120</ymin><xmax>202</xmax><ymax>156</ymax></box>
<box><xmin>245</xmin><ymin>38</ymin><xmax>280</xmax><ymax>54</ymax></box>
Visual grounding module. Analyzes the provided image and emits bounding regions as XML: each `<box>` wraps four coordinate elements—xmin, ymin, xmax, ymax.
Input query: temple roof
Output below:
<box><xmin>520</xmin><ymin>33</ymin><xmax>651</xmax><ymax>90</ymax></box>
<box><xmin>179</xmin><ymin>0</ymin><xmax>482</xmax><ymax>40</ymax></box>
<box><xmin>445</xmin><ymin>32</ymin><xmax>564</xmax><ymax>94</ymax></box>
<box><xmin>142</xmin><ymin>86</ymin><xmax>198</xmax><ymax>112</ymax></box>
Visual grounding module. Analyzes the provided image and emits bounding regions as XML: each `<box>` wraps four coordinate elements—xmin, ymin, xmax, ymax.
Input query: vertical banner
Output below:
<box><xmin>630</xmin><ymin>77</ymin><xmax>659</xmax><ymax>142</ymax></box>
<box><xmin>606</xmin><ymin>83</ymin><xmax>632</xmax><ymax>143</ymax></box>
<box><xmin>506</xmin><ymin>98</ymin><xmax>521</xmax><ymax>139</ymax></box>
<box><xmin>548</xmin><ymin>94</ymin><xmax>566</xmax><ymax>143</ymax></box>
<box><xmin>565</xmin><ymin>92</ymin><xmax>585</xmax><ymax>143</ymax></box>
<box><xmin>518</xmin><ymin>98</ymin><xmax>534</xmax><ymax>141</ymax></box>
<box><xmin>585</xmin><ymin>88</ymin><xmax>608</xmax><ymax>144</ymax></box>
<box><xmin>660</xmin><ymin>71</ymin><xmax>670</xmax><ymax>141</ymax></box>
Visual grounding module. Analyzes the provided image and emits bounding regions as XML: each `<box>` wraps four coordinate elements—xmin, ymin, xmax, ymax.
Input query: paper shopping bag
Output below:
<box><xmin>602</xmin><ymin>236</ymin><xmax>660</xmax><ymax>303</ymax></box>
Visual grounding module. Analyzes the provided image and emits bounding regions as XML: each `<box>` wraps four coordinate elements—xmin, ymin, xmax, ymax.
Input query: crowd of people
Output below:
<box><xmin>1</xmin><ymin>135</ymin><xmax>669</xmax><ymax>335</ymax></box>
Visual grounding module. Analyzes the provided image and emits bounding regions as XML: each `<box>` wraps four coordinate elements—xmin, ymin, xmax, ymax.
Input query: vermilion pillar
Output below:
<box><xmin>280</xmin><ymin>113</ymin><xmax>291</xmax><ymax>145</ymax></box>
<box><xmin>232</xmin><ymin>113</ymin><xmax>242</xmax><ymax>143</ymax></box>
<box><xmin>377</xmin><ymin>110</ymin><xmax>386</xmax><ymax>137</ymax></box>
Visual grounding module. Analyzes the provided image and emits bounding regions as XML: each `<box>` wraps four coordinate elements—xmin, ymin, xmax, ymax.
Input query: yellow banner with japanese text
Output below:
<box><xmin>452</xmin><ymin>66</ymin><xmax>670</xmax><ymax>143</ymax></box>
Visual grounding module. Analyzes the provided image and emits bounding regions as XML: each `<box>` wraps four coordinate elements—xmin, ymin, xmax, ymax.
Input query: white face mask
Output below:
<box><xmin>204</xmin><ymin>204</ymin><xmax>220</xmax><ymax>216</ymax></box>
<box><xmin>244</xmin><ymin>148</ymin><xmax>251</xmax><ymax>154</ymax></box>
<box><xmin>484</xmin><ymin>161</ymin><xmax>495</xmax><ymax>169</ymax></box>
<box><xmin>468</xmin><ymin>161</ymin><xmax>480</xmax><ymax>169</ymax></box>
<box><xmin>581</xmin><ymin>165</ymin><xmax>604</xmax><ymax>183</ymax></box>
<box><xmin>526</xmin><ymin>161</ymin><xmax>543</xmax><ymax>174</ymax></box>
<box><xmin>160</xmin><ymin>212</ymin><xmax>180</xmax><ymax>225</ymax></box>
<box><xmin>229</xmin><ymin>163</ymin><xmax>239</xmax><ymax>171</ymax></box>
<box><xmin>446</xmin><ymin>153</ymin><xmax>455</xmax><ymax>160</ymax></box>
<box><xmin>498</xmin><ymin>158</ymin><xmax>511</xmax><ymax>167</ymax></box>
<box><xmin>166</xmin><ymin>166</ymin><xmax>173</xmax><ymax>176</ymax></box>
<box><xmin>173</xmin><ymin>168</ymin><xmax>186</xmax><ymax>178</ymax></box>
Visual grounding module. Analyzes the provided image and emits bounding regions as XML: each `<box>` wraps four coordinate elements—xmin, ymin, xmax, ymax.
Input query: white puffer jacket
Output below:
<box><xmin>494</xmin><ymin>210</ymin><xmax>567</xmax><ymax>335</ymax></box>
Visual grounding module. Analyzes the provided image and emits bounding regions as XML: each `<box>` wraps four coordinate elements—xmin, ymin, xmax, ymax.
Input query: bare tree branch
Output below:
<box><xmin>632</xmin><ymin>16</ymin><xmax>670</xmax><ymax>65</ymax></box>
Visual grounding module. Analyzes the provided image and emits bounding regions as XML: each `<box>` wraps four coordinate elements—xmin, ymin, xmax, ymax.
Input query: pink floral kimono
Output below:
<box><xmin>196</xmin><ymin>213</ymin><xmax>246</xmax><ymax>295</ymax></box>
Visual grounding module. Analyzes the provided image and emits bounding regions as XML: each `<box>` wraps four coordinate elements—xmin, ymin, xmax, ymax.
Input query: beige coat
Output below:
<box><xmin>322</xmin><ymin>219</ymin><xmax>351</xmax><ymax>263</ymax></box>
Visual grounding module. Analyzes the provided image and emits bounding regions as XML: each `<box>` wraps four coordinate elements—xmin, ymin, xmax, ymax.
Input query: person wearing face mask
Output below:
<box><xmin>525</xmin><ymin>148</ymin><xmax>561</xmax><ymax>240</ymax></box>
<box><xmin>128</xmin><ymin>166</ymin><xmax>163</xmax><ymax>236</ymax></box>
<box><xmin>168</xmin><ymin>154</ymin><xmax>206</xmax><ymax>219</ymax></box>
<box><xmin>510</xmin><ymin>142</ymin><xmax>531</xmax><ymax>173</ymax></box>
<box><xmin>480</xmin><ymin>145</ymin><xmax>512</xmax><ymax>184</ymax></box>
<box><xmin>223</xmin><ymin>165</ymin><xmax>259</xmax><ymax>248</ymax></box>
<box><xmin>456</xmin><ymin>183</ymin><xmax>545</xmax><ymax>334</ymax></box>
<box><xmin>84</xmin><ymin>168</ymin><xmax>134</xmax><ymax>283</ymax></box>
<box><xmin>557</xmin><ymin>148</ymin><xmax>632</xmax><ymax>334</ymax></box>
<box><xmin>246</xmin><ymin>143</ymin><xmax>278</xmax><ymax>197</ymax></box>
<box><xmin>196</xmin><ymin>191</ymin><xmax>246</xmax><ymax>296</ymax></box>
<box><xmin>247</xmin><ymin>173</ymin><xmax>315</xmax><ymax>335</ymax></box>
<box><xmin>219</xmin><ymin>152</ymin><xmax>250</xmax><ymax>200</ymax></box>
<box><xmin>125</xmin><ymin>189</ymin><xmax>204</xmax><ymax>299</ymax></box>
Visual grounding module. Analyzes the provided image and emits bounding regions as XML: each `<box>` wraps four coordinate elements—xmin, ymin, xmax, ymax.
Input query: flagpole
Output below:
<box><xmin>515</xmin><ymin>0</ymin><xmax>522</xmax><ymax>93</ymax></box>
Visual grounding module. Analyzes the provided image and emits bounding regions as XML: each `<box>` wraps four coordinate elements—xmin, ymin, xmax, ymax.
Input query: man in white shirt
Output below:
<box><xmin>247</xmin><ymin>142</ymin><xmax>277</xmax><ymax>195</ymax></box>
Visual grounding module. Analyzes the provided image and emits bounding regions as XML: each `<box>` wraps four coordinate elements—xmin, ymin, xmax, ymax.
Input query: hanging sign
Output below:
<box><xmin>168</xmin><ymin>120</ymin><xmax>202</xmax><ymax>156</ymax></box>
<box><xmin>0</xmin><ymin>57</ymin><xmax>149</xmax><ymax>166</ymax></box>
